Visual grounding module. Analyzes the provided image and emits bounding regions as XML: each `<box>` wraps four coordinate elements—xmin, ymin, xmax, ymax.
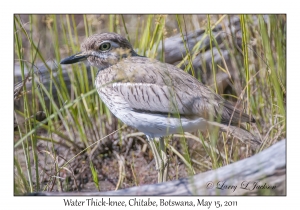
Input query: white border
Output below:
<box><xmin>4</xmin><ymin>0</ymin><xmax>296</xmax><ymax>209</ymax></box>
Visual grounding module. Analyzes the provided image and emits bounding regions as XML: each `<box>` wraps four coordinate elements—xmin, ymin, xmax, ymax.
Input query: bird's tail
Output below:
<box><xmin>207</xmin><ymin>121</ymin><xmax>262</xmax><ymax>151</ymax></box>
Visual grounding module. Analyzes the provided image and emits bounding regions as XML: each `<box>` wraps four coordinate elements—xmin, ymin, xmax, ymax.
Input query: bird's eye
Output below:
<box><xmin>99</xmin><ymin>42</ymin><xmax>111</xmax><ymax>51</ymax></box>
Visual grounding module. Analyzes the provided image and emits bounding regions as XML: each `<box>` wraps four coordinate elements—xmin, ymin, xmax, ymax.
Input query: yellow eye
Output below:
<box><xmin>99</xmin><ymin>42</ymin><xmax>111</xmax><ymax>51</ymax></box>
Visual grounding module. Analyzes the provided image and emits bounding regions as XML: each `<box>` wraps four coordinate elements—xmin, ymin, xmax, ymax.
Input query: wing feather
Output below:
<box><xmin>109</xmin><ymin>57</ymin><xmax>254</xmax><ymax>124</ymax></box>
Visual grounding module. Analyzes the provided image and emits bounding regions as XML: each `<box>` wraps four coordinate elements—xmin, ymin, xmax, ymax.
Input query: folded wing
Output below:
<box><xmin>111</xmin><ymin>57</ymin><xmax>255</xmax><ymax>125</ymax></box>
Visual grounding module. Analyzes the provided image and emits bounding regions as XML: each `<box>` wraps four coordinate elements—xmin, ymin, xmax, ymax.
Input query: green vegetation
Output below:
<box><xmin>14</xmin><ymin>14</ymin><xmax>286</xmax><ymax>195</ymax></box>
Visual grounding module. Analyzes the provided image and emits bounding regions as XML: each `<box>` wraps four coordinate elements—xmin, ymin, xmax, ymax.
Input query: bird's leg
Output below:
<box><xmin>159</xmin><ymin>136</ymin><xmax>169</xmax><ymax>182</ymax></box>
<box><xmin>146</xmin><ymin>136</ymin><xmax>164</xmax><ymax>183</ymax></box>
<box><xmin>147</xmin><ymin>138</ymin><xmax>160</xmax><ymax>170</ymax></box>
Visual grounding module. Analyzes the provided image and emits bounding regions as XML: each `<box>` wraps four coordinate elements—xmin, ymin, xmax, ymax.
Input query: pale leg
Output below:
<box><xmin>146</xmin><ymin>136</ymin><xmax>168</xmax><ymax>183</ymax></box>
<box><xmin>159</xmin><ymin>136</ymin><xmax>169</xmax><ymax>182</ymax></box>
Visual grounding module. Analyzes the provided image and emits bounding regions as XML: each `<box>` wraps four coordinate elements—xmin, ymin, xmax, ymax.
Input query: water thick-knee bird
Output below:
<box><xmin>60</xmin><ymin>32</ymin><xmax>261</xmax><ymax>183</ymax></box>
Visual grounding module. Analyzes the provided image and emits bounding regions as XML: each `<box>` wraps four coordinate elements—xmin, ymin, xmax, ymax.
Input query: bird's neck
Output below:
<box><xmin>95</xmin><ymin>50</ymin><xmax>143</xmax><ymax>74</ymax></box>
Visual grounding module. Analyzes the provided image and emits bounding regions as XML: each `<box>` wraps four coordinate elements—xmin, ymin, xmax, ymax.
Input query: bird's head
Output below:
<box><xmin>60</xmin><ymin>33</ymin><xmax>138</xmax><ymax>70</ymax></box>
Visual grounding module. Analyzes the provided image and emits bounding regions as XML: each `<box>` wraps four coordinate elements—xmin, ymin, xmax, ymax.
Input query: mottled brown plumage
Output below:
<box><xmin>96</xmin><ymin>56</ymin><xmax>255</xmax><ymax>125</ymax></box>
<box><xmin>61</xmin><ymin>32</ymin><xmax>260</xmax><ymax>151</ymax></box>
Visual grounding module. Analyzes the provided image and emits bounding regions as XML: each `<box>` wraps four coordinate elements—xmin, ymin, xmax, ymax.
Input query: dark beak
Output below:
<box><xmin>60</xmin><ymin>52</ymin><xmax>87</xmax><ymax>64</ymax></box>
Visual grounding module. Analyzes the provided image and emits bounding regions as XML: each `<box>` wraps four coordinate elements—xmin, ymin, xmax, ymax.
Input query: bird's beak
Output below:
<box><xmin>60</xmin><ymin>52</ymin><xmax>87</xmax><ymax>64</ymax></box>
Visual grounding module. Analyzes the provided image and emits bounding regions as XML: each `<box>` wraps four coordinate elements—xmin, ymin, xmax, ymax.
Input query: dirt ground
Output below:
<box><xmin>15</xmin><ymin>113</ymin><xmax>257</xmax><ymax>194</ymax></box>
